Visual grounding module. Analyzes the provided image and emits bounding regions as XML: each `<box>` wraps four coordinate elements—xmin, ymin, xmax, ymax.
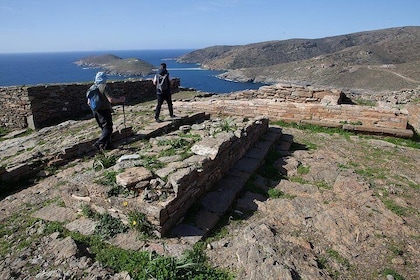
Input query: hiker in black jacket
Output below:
<box><xmin>153</xmin><ymin>63</ymin><xmax>175</xmax><ymax>122</ymax></box>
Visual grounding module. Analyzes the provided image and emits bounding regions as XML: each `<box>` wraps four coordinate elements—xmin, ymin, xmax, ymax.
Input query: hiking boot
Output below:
<box><xmin>170</xmin><ymin>114</ymin><xmax>177</xmax><ymax>118</ymax></box>
<box><xmin>155</xmin><ymin>118</ymin><xmax>163</xmax><ymax>123</ymax></box>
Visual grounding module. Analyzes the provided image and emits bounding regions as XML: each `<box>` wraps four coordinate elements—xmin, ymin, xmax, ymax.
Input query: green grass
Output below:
<box><xmin>212</xmin><ymin>118</ymin><xmax>237</xmax><ymax>135</ymax></box>
<box><xmin>382</xmin><ymin>199</ymin><xmax>407</xmax><ymax>216</ymax></box>
<box><xmin>382</xmin><ymin>268</ymin><xmax>405</xmax><ymax>280</ymax></box>
<box><xmin>382</xmin><ymin>136</ymin><xmax>420</xmax><ymax>149</ymax></box>
<box><xmin>5</xmin><ymin>212</ymin><xmax>234</xmax><ymax>280</ymax></box>
<box><xmin>297</xmin><ymin>164</ymin><xmax>310</xmax><ymax>175</ymax></box>
<box><xmin>48</xmin><ymin>220</ymin><xmax>234</xmax><ymax>280</ymax></box>
<box><xmin>95</xmin><ymin>170</ymin><xmax>118</xmax><ymax>187</ymax></box>
<box><xmin>353</xmin><ymin>99</ymin><xmax>377</xmax><ymax>107</ymax></box>
<box><xmin>288</xmin><ymin>176</ymin><xmax>310</xmax><ymax>185</ymax></box>
<box><xmin>315</xmin><ymin>180</ymin><xmax>333</xmax><ymax>190</ymax></box>
<box><xmin>138</xmin><ymin>154</ymin><xmax>165</xmax><ymax>170</ymax></box>
<box><xmin>267</xmin><ymin>188</ymin><xmax>296</xmax><ymax>199</ymax></box>
<box><xmin>93</xmin><ymin>153</ymin><xmax>117</xmax><ymax>170</ymax></box>
<box><xmin>0</xmin><ymin>126</ymin><xmax>10</xmax><ymax>138</ymax></box>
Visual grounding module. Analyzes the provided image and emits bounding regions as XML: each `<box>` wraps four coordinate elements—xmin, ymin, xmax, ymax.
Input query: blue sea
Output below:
<box><xmin>0</xmin><ymin>49</ymin><xmax>265</xmax><ymax>94</ymax></box>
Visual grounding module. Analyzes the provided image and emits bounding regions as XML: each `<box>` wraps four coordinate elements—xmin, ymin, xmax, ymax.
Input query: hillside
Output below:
<box><xmin>178</xmin><ymin>26</ymin><xmax>420</xmax><ymax>93</ymax></box>
<box><xmin>1</xmin><ymin>90</ymin><xmax>419</xmax><ymax>279</ymax></box>
<box><xmin>74</xmin><ymin>54</ymin><xmax>155</xmax><ymax>77</ymax></box>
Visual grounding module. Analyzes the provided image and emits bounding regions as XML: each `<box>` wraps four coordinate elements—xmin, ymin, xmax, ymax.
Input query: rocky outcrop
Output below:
<box><xmin>74</xmin><ymin>54</ymin><xmax>155</xmax><ymax>76</ymax></box>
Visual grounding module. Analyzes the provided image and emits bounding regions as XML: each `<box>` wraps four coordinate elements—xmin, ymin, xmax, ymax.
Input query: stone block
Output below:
<box><xmin>201</xmin><ymin>188</ymin><xmax>238</xmax><ymax>214</ymax></box>
<box><xmin>194</xmin><ymin>208</ymin><xmax>220</xmax><ymax>232</ymax></box>
<box><xmin>116</xmin><ymin>167</ymin><xmax>153</xmax><ymax>187</ymax></box>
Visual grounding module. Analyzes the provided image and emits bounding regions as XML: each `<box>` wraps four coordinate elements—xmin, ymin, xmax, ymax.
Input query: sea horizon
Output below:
<box><xmin>0</xmin><ymin>49</ymin><xmax>266</xmax><ymax>93</ymax></box>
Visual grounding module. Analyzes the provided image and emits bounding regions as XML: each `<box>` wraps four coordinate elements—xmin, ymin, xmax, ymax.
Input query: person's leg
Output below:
<box><xmin>101</xmin><ymin>110</ymin><xmax>113</xmax><ymax>148</ymax></box>
<box><xmin>155</xmin><ymin>94</ymin><xmax>164</xmax><ymax>121</ymax></box>
<box><xmin>95</xmin><ymin>110</ymin><xmax>113</xmax><ymax>149</ymax></box>
<box><xmin>166</xmin><ymin>93</ymin><xmax>175</xmax><ymax>117</ymax></box>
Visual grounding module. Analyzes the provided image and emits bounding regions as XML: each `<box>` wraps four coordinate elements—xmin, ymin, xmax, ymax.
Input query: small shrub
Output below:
<box><xmin>267</xmin><ymin>188</ymin><xmax>284</xmax><ymax>198</ymax></box>
<box><xmin>297</xmin><ymin>164</ymin><xmax>310</xmax><ymax>175</ymax></box>
<box><xmin>212</xmin><ymin>118</ymin><xmax>237</xmax><ymax>135</ymax></box>
<box><xmin>289</xmin><ymin>176</ymin><xmax>310</xmax><ymax>185</ymax></box>
<box><xmin>81</xmin><ymin>204</ymin><xmax>97</xmax><ymax>219</ymax></box>
<box><xmin>94</xmin><ymin>213</ymin><xmax>128</xmax><ymax>239</ymax></box>
<box><xmin>93</xmin><ymin>153</ymin><xmax>117</xmax><ymax>171</ymax></box>
<box><xmin>138</xmin><ymin>154</ymin><xmax>165</xmax><ymax>170</ymax></box>
<box><xmin>128</xmin><ymin>210</ymin><xmax>155</xmax><ymax>237</ymax></box>
<box><xmin>157</xmin><ymin>138</ymin><xmax>190</xmax><ymax>149</ymax></box>
<box><xmin>95</xmin><ymin>170</ymin><xmax>118</xmax><ymax>187</ymax></box>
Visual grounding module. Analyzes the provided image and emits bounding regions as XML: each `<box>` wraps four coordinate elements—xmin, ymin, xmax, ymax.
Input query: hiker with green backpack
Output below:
<box><xmin>153</xmin><ymin>63</ymin><xmax>175</xmax><ymax>122</ymax></box>
<box><xmin>87</xmin><ymin>71</ymin><xmax>125</xmax><ymax>151</ymax></box>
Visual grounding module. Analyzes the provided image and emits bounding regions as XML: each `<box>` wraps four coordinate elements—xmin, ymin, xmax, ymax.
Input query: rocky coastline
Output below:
<box><xmin>74</xmin><ymin>54</ymin><xmax>155</xmax><ymax>77</ymax></box>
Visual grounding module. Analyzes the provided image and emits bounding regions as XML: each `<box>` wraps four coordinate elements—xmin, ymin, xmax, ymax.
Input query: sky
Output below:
<box><xmin>0</xmin><ymin>0</ymin><xmax>419</xmax><ymax>53</ymax></box>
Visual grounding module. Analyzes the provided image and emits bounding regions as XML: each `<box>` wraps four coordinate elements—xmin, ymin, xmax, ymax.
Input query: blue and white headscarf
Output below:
<box><xmin>94</xmin><ymin>71</ymin><xmax>107</xmax><ymax>84</ymax></box>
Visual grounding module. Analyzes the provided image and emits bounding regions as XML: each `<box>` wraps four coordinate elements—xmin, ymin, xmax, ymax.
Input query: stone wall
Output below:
<box><xmin>152</xmin><ymin>117</ymin><xmax>269</xmax><ymax>235</ymax></box>
<box><xmin>0</xmin><ymin>79</ymin><xmax>180</xmax><ymax>130</ymax></box>
<box><xmin>175</xmin><ymin>83</ymin><xmax>414</xmax><ymax>138</ymax></box>
<box><xmin>256</xmin><ymin>84</ymin><xmax>346</xmax><ymax>103</ymax></box>
<box><xmin>0</xmin><ymin>86</ymin><xmax>32</xmax><ymax>129</ymax></box>
<box><xmin>406</xmin><ymin>103</ymin><xmax>420</xmax><ymax>134</ymax></box>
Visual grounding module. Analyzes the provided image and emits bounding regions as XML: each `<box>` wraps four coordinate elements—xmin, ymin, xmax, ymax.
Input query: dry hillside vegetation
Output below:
<box><xmin>179</xmin><ymin>26</ymin><xmax>420</xmax><ymax>93</ymax></box>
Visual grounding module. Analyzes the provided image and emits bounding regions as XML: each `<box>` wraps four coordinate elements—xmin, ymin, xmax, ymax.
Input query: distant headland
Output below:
<box><xmin>74</xmin><ymin>54</ymin><xmax>155</xmax><ymax>77</ymax></box>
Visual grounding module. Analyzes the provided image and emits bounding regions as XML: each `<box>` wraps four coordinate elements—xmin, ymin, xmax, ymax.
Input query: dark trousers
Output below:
<box><xmin>155</xmin><ymin>91</ymin><xmax>174</xmax><ymax>119</ymax></box>
<box><xmin>94</xmin><ymin>109</ymin><xmax>113</xmax><ymax>148</ymax></box>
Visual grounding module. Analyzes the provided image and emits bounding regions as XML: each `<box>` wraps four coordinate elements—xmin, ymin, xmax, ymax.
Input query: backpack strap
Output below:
<box><xmin>159</xmin><ymin>74</ymin><xmax>167</xmax><ymax>86</ymax></box>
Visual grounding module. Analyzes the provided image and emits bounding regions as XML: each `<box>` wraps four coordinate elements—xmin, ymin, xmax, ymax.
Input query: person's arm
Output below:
<box><xmin>103</xmin><ymin>84</ymin><xmax>125</xmax><ymax>104</ymax></box>
<box><xmin>107</xmin><ymin>95</ymin><xmax>125</xmax><ymax>104</ymax></box>
<box><xmin>152</xmin><ymin>74</ymin><xmax>157</xmax><ymax>85</ymax></box>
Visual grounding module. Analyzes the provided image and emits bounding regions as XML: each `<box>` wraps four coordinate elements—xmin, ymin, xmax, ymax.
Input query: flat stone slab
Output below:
<box><xmin>215</xmin><ymin>174</ymin><xmax>249</xmax><ymax>194</ymax></box>
<box><xmin>65</xmin><ymin>217</ymin><xmax>98</xmax><ymax>235</ymax></box>
<box><xmin>116</xmin><ymin>166</ymin><xmax>153</xmax><ymax>187</ymax></box>
<box><xmin>201</xmin><ymin>188</ymin><xmax>237</xmax><ymax>214</ymax></box>
<box><xmin>232</xmin><ymin>157</ymin><xmax>262</xmax><ymax>174</ymax></box>
<box><xmin>109</xmin><ymin>230</ymin><xmax>145</xmax><ymax>251</ymax></box>
<box><xmin>194</xmin><ymin>208</ymin><xmax>220</xmax><ymax>231</ymax></box>
<box><xmin>246</xmin><ymin>146</ymin><xmax>268</xmax><ymax>159</ymax></box>
<box><xmin>32</xmin><ymin>204</ymin><xmax>77</xmax><ymax>222</ymax></box>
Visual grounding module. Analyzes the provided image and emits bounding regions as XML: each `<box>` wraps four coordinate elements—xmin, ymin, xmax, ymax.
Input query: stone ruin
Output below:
<box><xmin>1</xmin><ymin>111</ymin><xmax>272</xmax><ymax>238</ymax></box>
<box><xmin>175</xmin><ymin>83</ymin><xmax>420</xmax><ymax>137</ymax></box>
<box><xmin>108</xmin><ymin>116</ymin><xmax>269</xmax><ymax>236</ymax></box>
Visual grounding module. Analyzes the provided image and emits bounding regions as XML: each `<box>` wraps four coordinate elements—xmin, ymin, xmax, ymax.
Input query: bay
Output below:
<box><xmin>0</xmin><ymin>49</ymin><xmax>265</xmax><ymax>93</ymax></box>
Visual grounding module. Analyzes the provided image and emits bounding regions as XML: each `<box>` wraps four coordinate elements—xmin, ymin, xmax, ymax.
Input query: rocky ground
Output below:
<box><xmin>1</xmin><ymin>91</ymin><xmax>420</xmax><ymax>280</ymax></box>
<box><xmin>206</xmin><ymin>127</ymin><xmax>420</xmax><ymax>280</ymax></box>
